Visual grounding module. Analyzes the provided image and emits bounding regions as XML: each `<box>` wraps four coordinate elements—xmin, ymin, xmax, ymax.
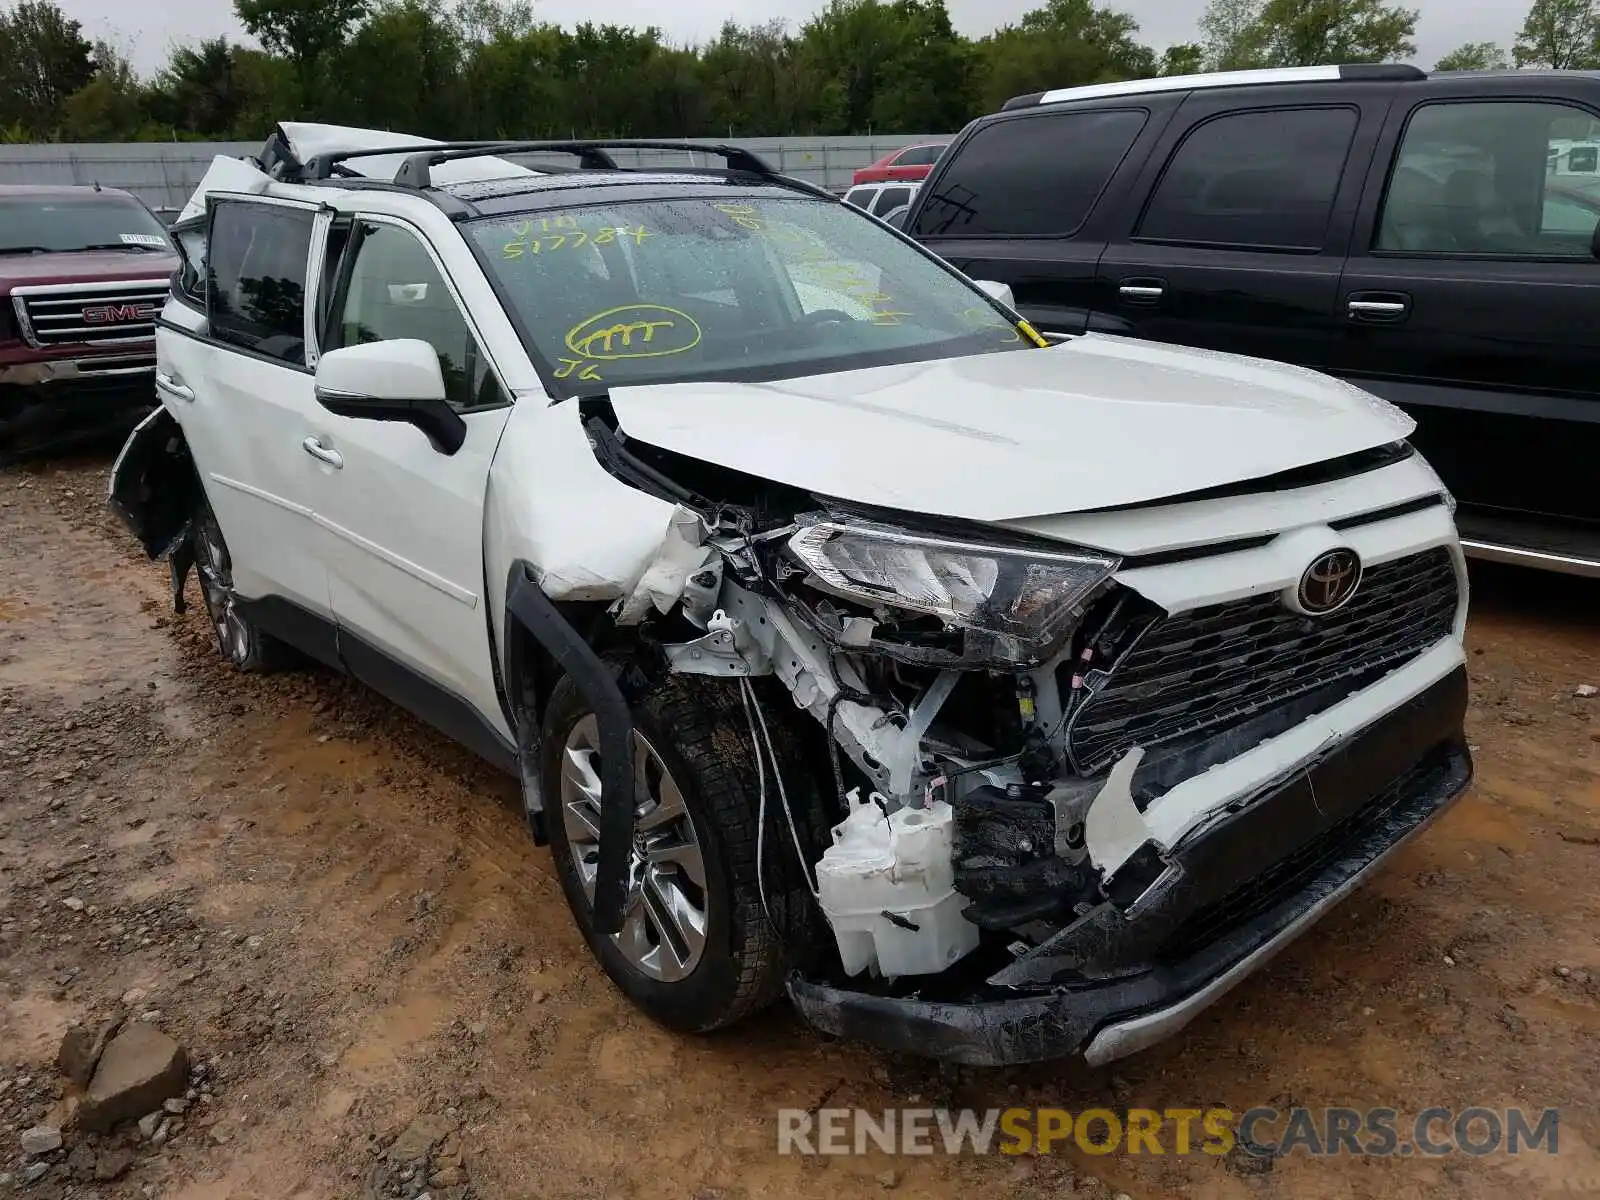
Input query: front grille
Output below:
<box><xmin>14</xmin><ymin>281</ymin><xmax>167</xmax><ymax>348</ymax></box>
<box><xmin>1065</xmin><ymin>548</ymin><xmax>1459</xmax><ymax>773</ymax></box>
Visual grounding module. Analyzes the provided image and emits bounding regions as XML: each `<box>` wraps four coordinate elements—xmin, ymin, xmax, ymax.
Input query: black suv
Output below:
<box><xmin>905</xmin><ymin>64</ymin><xmax>1600</xmax><ymax>576</ymax></box>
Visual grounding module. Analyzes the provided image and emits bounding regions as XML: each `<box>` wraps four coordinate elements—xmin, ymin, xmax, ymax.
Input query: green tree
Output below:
<box><xmin>1160</xmin><ymin>42</ymin><xmax>1206</xmax><ymax>74</ymax></box>
<box><xmin>147</xmin><ymin>38</ymin><xmax>249</xmax><ymax>137</ymax></box>
<box><xmin>867</xmin><ymin>1</ymin><xmax>976</xmax><ymax>133</ymax></box>
<box><xmin>699</xmin><ymin>21</ymin><xmax>817</xmax><ymax>136</ymax></box>
<box><xmin>1201</xmin><ymin>0</ymin><xmax>1415</xmax><ymax>69</ymax></box>
<box><xmin>331</xmin><ymin>0</ymin><xmax>466</xmax><ymax>136</ymax></box>
<box><xmin>1435</xmin><ymin>40</ymin><xmax>1510</xmax><ymax>70</ymax></box>
<box><xmin>233</xmin><ymin>0</ymin><xmax>370</xmax><ymax>108</ymax></box>
<box><xmin>58</xmin><ymin>41</ymin><xmax>151</xmax><ymax>140</ymax></box>
<box><xmin>1250</xmin><ymin>0</ymin><xmax>1417</xmax><ymax>66</ymax></box>
<box><xmin>1513</xmin><ymin>0</ymin><xmax>1598</xmax><ymax>68</ymax></box>
<box><xmin>0</xmin><ymin>1</ymin><xmax>96</xmax><ymax>134</ymax></box>
<box><xmin>458</xmin><ymin>20</ymin><xmax>572</xmax><ymax>138</ymax></box>
<box><xmin>228</xmin><ymin>47</ymin><xmax>298</xmax><ymax>138</ymax></box>
<box><xmin>976</xmin><ymin>0</ymin><xmax>1155</xmax><ymax>113</ymax></box>
<box><xmin>1200</xmin><ymin>0</ymin><xmax>1267</xmax><ymax>69</ymax></box>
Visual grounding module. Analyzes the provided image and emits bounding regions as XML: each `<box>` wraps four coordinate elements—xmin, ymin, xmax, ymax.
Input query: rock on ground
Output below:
<box><xmin>79</xmin><ymin>1023</ymin><xmax>189</xmax><ymax>1134</ymax></box>
<box><xmin>58</xmin><ymin>1019</ymin><xmax>123</xmax><ymax>1087</ymax></box>
<box><xmin>20</xmin><ymin>1125</ymin><xmax>63</xmax><ymax>1157</ymax></box>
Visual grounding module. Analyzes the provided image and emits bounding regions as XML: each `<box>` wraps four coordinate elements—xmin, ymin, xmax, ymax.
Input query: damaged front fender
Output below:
<box><xmin>107</xmin><ymin>409</ymin><xmax>203</xmax><ymax>612</ymax></box>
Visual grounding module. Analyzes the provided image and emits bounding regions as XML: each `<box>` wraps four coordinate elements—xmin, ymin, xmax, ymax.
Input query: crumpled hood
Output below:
<box><xmin>0</xmin><ymin>250</ymin><xmax>175</xmax><ymax>291</ymax></box>
<box><xmin>606</xmin><ymin>333</ymin><xmax>1416</xmax><ymax>524</ymax></box>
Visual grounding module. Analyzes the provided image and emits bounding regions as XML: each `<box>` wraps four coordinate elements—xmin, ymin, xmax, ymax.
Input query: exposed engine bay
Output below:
<box><xmin>576</xmin><ymin>397</ymin><xmax>1465</xmax><ymax>1002</ymax></box>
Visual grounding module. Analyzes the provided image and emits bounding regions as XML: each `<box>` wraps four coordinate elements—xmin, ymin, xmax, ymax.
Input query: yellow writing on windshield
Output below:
<box><xmin>712</xmin><ymin>202</ymin><xmax>764</xmax><ymax>231</ymax></box>
<box><xmin>555</xmin><ymin>358</ymin><xmax>604</xmax><ymax>381</ymax></box>
<box><xmin>501</xmin><ymin>224</ymin><xmax>652</xmax><ymax>261</ymax></box>
<box><xmin>564</xmin><ymin>304</ymin><xmax>703</xmax><ymax>362</ymax></box>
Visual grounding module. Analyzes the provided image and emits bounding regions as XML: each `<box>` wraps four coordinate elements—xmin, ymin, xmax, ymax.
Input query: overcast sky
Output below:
<box><xmin>67</xmin><ymin>0</ymin><xmax>1526</xmax><ymax>78</ymax></box>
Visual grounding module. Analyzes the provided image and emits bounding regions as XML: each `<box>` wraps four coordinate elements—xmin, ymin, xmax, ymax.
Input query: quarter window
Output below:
<box><xmin>1137</xmin><ymin>107</ymin><xmax>1359</xmax><ymax>250</ymax></box>
<box><xmin>207</xmin><ymin>201</ymin><xmax>313</xmax><ymax>365</ymax></box>
<box><xmin>911</xmin><ymin>109</ymin><xmax>1148</xmax><ymax>238</ymax></box>
<box><xmin>1378</xmin><ymin>100</ymin><xmax>1600</xmax><ymax>255</ymax></box>
<box><xmin>329</xmin><ymin>222</ymin><xmax>505</xmax><ymax>411</ymax></box>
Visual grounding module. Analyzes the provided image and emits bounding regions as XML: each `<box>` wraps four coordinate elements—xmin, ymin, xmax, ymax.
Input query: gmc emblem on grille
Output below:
<box><xmin>1296</xmin><ymin>548</ymin><xmax>1363</xmax><ymax>615</ymax></box>
<box><xmin>82</xmin><ymin>302</ymin><xmax>156</xmax><ymax>324</ymax></box>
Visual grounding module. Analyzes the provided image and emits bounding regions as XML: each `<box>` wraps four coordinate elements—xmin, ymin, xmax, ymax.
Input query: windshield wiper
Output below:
<box><xmin>0</xmin><ymin>246</ymin><xmax>51</xmax><ymax>256</ymax></box>
<box><xmin>77</xmin><ymin>242</ymin><xmax>165</xmax><ymax>253</ymax></box>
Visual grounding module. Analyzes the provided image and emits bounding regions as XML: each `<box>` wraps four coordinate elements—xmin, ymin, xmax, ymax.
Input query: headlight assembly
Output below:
<box><xmin>785</xmin><ymin>516</ymin><xmax>1120</xmax><ymax>667</ymax></box>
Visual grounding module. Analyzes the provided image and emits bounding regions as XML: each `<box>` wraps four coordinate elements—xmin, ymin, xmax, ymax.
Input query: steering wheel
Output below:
<box><xmin>799</xmin><ymin>308</ymin><xmax>858</xmax><ymax>327</ymax></box>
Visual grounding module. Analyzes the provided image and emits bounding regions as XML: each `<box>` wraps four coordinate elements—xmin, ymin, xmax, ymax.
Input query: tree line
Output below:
<box><xmin>0</xmin><ymin>0</ymin><xmax>1588</xmax><ymax>145</ymax></box>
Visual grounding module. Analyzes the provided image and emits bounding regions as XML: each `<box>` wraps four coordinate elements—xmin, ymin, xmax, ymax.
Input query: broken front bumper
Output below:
<box><xmin>788</xmin><ymin>666</ymin><xmax>1472</xmax><ymax>1067</ymax></box>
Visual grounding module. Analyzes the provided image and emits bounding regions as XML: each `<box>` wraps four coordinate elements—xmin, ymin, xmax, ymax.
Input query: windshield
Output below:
<box><xmin>468</xmin><ymin>195</ymin><xmax>1037</xmax><ymax>395</ymax></box>
<box><xmin>0</xmin><ymin>195</ymin><xmax>171</xmax><ymax>255</ymax></box>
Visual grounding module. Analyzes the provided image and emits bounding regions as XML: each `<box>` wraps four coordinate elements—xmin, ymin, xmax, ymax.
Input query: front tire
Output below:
<box><xmin>191</xmin><ymin>499</ymin><xmax>292</xmax><ymax>672</ymax></box>
<box><xmin>541</xmin><ymin>675</ymin><xmax>788</xmax><ymax>1032</ymax></box>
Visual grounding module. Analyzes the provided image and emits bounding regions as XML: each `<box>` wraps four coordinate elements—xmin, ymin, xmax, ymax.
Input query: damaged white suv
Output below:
<box><xmin>111</xmin><ymin>124</ymin><xmax>1473</xmax><ymax>1066</ymax></box>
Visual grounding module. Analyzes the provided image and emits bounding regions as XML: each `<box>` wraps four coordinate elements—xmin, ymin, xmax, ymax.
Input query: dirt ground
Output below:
<box><xmin>1</xmin><ymin>455</ymin><xmax>1597</xmax><ymax>1200</ymax></box>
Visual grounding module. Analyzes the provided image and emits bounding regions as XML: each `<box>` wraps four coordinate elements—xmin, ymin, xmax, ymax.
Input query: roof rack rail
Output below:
<box><xmin>392</xmin><ymin>140</ymin><xmax>778</xmax><ymax>189</ymax></box>
<box><xmin>1002</xmin><ymin>63</ymin><xmax>1427</xmax><ymax>111</ymax></box>
<box><xmin>299</xmin><ymin>141</ymin><xmax>620</xmax><ymax>182</ymax></box>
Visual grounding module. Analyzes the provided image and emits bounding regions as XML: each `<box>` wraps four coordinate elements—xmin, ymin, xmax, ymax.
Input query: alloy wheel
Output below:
<box><xmin>559</xmin><ymin>715</ymin><xmax>709</xmax><ymax>982</ymax></box>
<box><xmin>193</xmin><ymin>518</ymin><xmax>252</xmax><ymax>666</ymax></box>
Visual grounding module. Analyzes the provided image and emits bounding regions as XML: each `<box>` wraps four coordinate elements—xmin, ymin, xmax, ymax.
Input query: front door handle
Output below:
<box><xmin>154</xmin><ymin>371</ymin><xmax>194</xmax><ymax>402</ymax></box>
<box><xmin>1118</xmin><ymin>278</ymin><xmax>1166</xmax><ymax>304</ymax></box>
<box><xmin>302</xmin><ymin>436</ymin><xmax>343</xmax><ymax>469</ymax></box>
<box><xmin>1347</xmin><ymin>292</ymin><xmax>1411</xmax><ymax>322</ymax></box>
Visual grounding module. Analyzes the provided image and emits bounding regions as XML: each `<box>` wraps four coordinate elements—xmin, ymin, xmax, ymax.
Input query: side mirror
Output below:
<box><xmin>972</xmin><ymin>279</ymin><xmax>1016</xmax><ymax>310</ymax></box>
<box><xmin>314</xmin><ymin>339</ymin><xmax>466</xmax><ymax>455</ymax></box>
<box><xmin>881</xmin><ymin>205</ymin><xmax>910</xmax><ymax>229</ymax></box>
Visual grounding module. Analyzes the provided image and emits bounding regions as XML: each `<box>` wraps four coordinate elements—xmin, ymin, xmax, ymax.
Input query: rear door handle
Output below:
<box><xmin>1118</xmin><ymin>278</ymin><xmax>1166</xmax><ymax>304</ymax></box>
<box><xmin>1347</xmin><ymin>292</ymin><xmax>1411</xmax><ymax>322</ymax></box>
<box><xmin>154</xmin><ymin>371</ymin><xmax>194</xmax><ymax>402</ymax></box>
<box><xmin>301</xmin><ymin>436</ymin><xmax>343</xmax><ymax>469</ymax></box>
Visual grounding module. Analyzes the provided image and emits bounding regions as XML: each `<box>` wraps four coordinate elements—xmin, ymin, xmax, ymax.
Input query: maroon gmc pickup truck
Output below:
<box><xmin>1</xmin><ymin>184</ymin><xmax>177</xmax><ymax>460</ymax></box>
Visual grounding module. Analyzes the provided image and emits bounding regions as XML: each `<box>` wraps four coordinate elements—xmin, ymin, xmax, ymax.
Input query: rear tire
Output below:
<box><xmin>541</xmin><ymin>674</ymin><xmax>793</xmax><ymax>1033</ymax></box>
<box><xmin>191</xmin><ymin>498</ymin><xmax>293</xmax><ymax>672</ymax></box>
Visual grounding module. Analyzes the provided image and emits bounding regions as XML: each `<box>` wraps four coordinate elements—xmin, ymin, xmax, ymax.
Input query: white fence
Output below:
<box><xmin>0</xmin><ymin>135</ymin><xmax>950</xmax><ymax>206</ymax></box>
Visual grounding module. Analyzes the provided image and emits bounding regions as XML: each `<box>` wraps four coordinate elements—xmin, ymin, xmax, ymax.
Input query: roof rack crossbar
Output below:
<box><xmin>395</xmin><ymin>140</ymin><xmax>777</xmax><ymax>189</ymax></box>
<box><xmin>300</xmin><ymin>141</ymin><xmax>518</xmax><ymax>181</ymax></box>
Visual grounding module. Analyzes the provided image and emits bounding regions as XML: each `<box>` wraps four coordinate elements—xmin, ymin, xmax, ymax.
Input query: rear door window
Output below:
<box><xmin>1136</xmin><ymin>107</ymin><xmax>1359</xmax><ymax>251</ymax></box>
<box><xmin>206</xmin><ymin>200</ymin><xmax>314</xmax><ymax>365</ymax></box>
<box><xmin>912</xmin><ymin>108</ymin><xmax>1148</xmax><ymax>238</ymax></box>
<box><xmin>1377</xmin><ymin>100</ymin><xmax>1600</xmax><ymax>256</ymax></box>
<box><xmin>873</xmin><ymin>186</ymin><xmax>913</xmax><ymax>216</ymax></box>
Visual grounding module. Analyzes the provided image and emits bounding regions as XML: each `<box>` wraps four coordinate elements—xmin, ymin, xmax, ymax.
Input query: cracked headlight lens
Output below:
<box><xmin>786</xmin><ymin>517</ymin><xmax>1120</xmax><ymax>665</ymax></box>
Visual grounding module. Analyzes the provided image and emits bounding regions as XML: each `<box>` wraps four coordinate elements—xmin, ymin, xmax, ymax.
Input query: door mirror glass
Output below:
<box><xmin>314</xmin><ymin>339</ymin><xmax>466</xmax><ymax>454</ymax></box>
<box><xmin>971</xmin><ymin>278</ymin><xmax>1015</xmax><ymax>310</ymax></box>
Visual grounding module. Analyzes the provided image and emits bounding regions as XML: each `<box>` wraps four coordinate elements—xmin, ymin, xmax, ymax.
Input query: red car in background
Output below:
<box><xmin>851</xmin><ymin>141</ymin><xmax>949</xmax><ymax>186</ymax></box>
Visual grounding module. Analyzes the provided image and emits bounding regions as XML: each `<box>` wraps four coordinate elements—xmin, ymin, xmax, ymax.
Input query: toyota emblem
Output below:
<box><xmin>1297</xmin><ymin>549</ymin><xmax>1363</xmax><ymax>615</ymax></box>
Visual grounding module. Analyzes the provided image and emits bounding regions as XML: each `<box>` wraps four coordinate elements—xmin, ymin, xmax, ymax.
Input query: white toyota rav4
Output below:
<box><xmin>111</xmin><ymin>123</ymin><xmax>1473</xmax><ymax>1066</ymax></box>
